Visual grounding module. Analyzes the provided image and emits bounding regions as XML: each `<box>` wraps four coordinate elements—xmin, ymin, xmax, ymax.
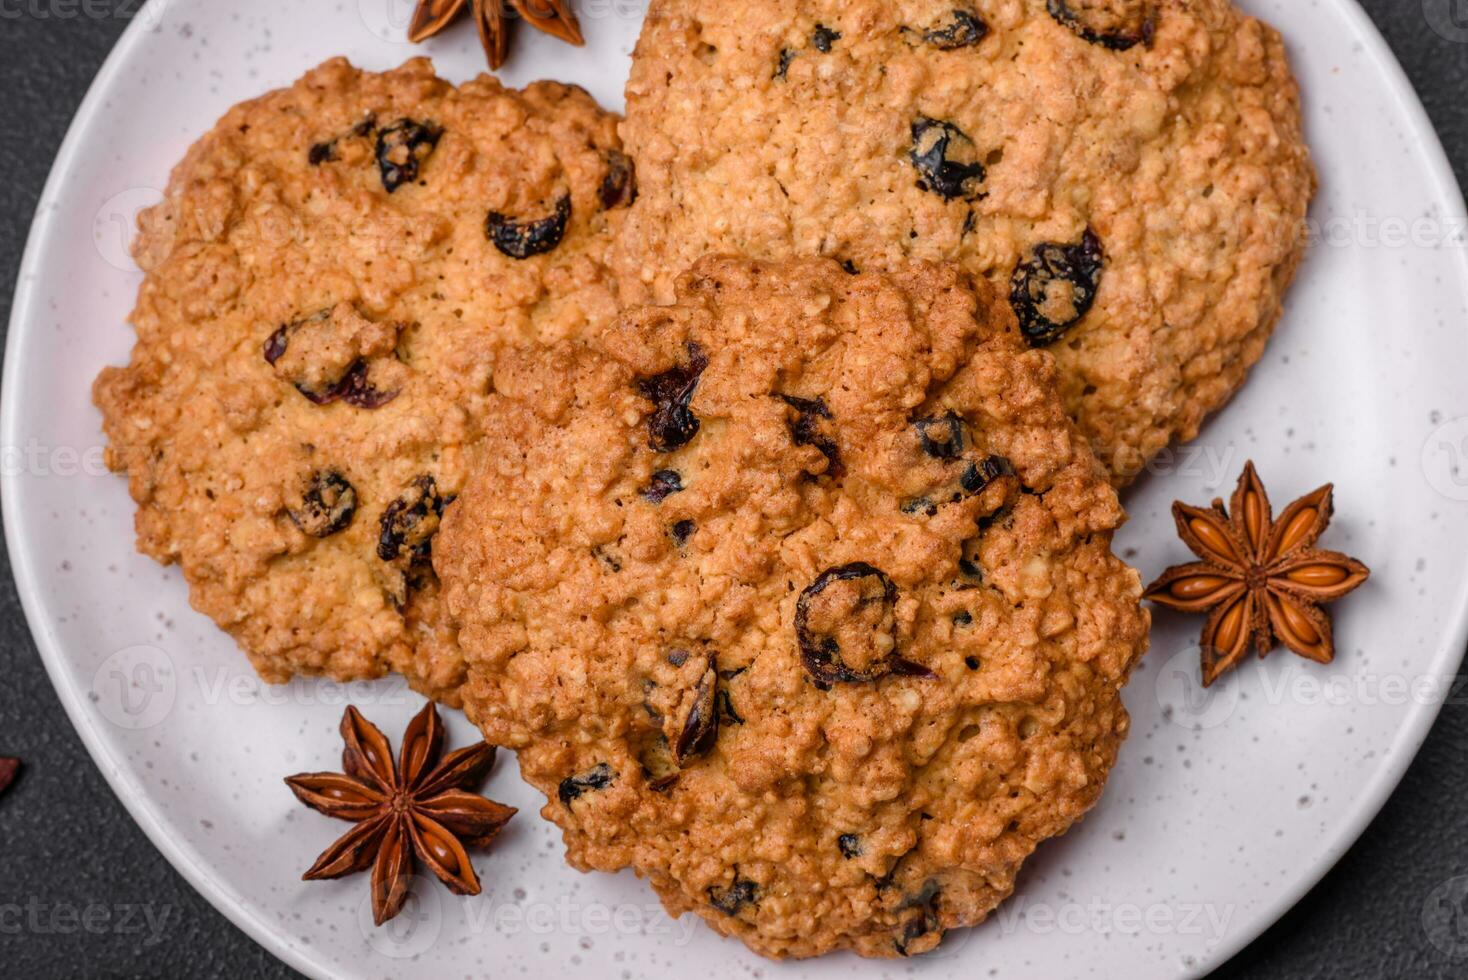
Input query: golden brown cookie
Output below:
<box><xmin>615</xmin><ymin>0</ymin><xmax>1315</xmax><ymax>484</ymax></box>
<box><xmin>92</xmin><ymin>58</ymin><xmax>633</xmax><ymax>700</ymax></box>
<box><xmin>436</xmin><ymin>256</ymin><xmax>1150</xmax><ymax>958</ymax></box>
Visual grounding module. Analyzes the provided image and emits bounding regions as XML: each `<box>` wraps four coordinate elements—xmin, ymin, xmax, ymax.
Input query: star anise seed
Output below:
<box><xmin>409</xmin><ymin>0</ymin><xmax>583</xmax><ymax>71</ymax></box>
<box><xmin>285</xmin><ymin>704</ymin><xmax>516</xmax><ymax>925</ymax></box>
<box><xmin>509</xmin><ymin>0</ymin><xmax>583</xmax><ymax>45</ymax></box>
<box><xmin>408</xmin><ymin>0</ymin><xmax>467</xmax><ymax>45</ymax></box>
<box><xmin>1144</xmin><ymin>462</ymin><xmax>1370</xmax><ymax>687</ymax></box>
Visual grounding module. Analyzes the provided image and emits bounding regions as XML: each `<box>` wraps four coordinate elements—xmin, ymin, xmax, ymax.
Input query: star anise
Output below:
<box><xmin>1144</xmin><ymin>462</ymin><xmax>1370</xmax><ymax>687</ymax></box>
<box><xmin>409</xmin><ymin>0</ymin><xmax>584</xmax><ymax>71</ymax></box>
<box><xmin>285</xmin><ymin>704</ymin><xmax>516</xmax><ymax>925</ymax></box>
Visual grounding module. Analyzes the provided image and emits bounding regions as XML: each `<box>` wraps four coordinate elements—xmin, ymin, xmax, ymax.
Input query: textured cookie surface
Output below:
<box><xmin>93</xmin><ymin>58</ymin><xmax>632</xmax><ymax>699</ymax></box>
<box><xmin>437</xmin><ymin>256</ymin><xmax>1149</xmax><ymax>958</ymax></box>
<box><xmin>616</xmin><ymin>0</ymin><xmax>1315</xmax><ymax>483</ymax></box>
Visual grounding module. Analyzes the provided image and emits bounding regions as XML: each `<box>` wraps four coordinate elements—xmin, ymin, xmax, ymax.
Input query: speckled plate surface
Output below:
<box><xmin>5</xmin><ymin>1</ymin><xmax>1468</xmax><ymax>977</ymax></box>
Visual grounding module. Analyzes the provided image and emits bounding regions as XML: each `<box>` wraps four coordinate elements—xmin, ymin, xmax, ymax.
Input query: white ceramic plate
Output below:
<box><xmin>6</xmin><ymin>0</ymin><xmax>1468</xmax><ymax>976</ymax></box>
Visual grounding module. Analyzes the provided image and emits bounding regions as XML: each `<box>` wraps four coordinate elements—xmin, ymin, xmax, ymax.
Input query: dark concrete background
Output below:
<box><xmin>1</xmin><ymin>1</ymin><xmax>1466</xmax><ymax>977</ymax></box>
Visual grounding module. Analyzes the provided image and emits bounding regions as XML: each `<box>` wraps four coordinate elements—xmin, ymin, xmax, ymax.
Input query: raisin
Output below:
<box><xmin>1047</xmin><ymin>0</ymin><xmax>1153</xmax><ymax>50</ymax></box>
<box><xmin>638</xmin><ymin>342</ymin><xmax>708</xmax><ymax>452</ymax></box>
<box><xmin>778</xmin><ymin>394</ymin><xmax>843</xmax><ymax>477</ymax></box>
<box><xmin>332</xmin><ymin>361</ymin><xmax>399</xmax><ymax>409</ymax></box>
<box><xmin>873</xmin><ymin>855</ymin><xmax>906</xmax><ymax>892</ymax></box>
<box><xmin>1009</xmin><ymin>228</ymin><xmax>1104</xmax><ymax>346</ymax></box>
<box><xmin>281</xmin><ymin>359</ymin><xmax>400</xmax><ymax>409</ymax></box>
<box><xmin>901</xmin><ymin>497</ymin><xmax>938</xmax><ymax>517</ymax></box>
<box><xmin>953</xmin><ymin>610</ymin><xmax>974</xmax><ymax>627</ymax></box>
<box><xmin>293</xmin><ymin>374</ymin><xmax>345</xmax><ymax>406</ymax></box>
<box><xmin>708</xmin><ymin>873</ymin><xmax>760</xmax><ymax>916</ymax></box>
<box><xmin>812</xmin><ymin>24</ymin><xmax>842</xmax><ymax>52</ymax></box>
<box><xmin>716</xmin><ymin>687</ymin><xmax>744</xmax><ymax>726</ymax></box>
<box><xmin>288</xmin><ymin>471</ymin><xmax>357</xmax><ymax>538</ymax></box>
<box><xmin>487</xmin><ymin>195</ymin><xmax>571</xmax><ymax>260</ymax></box>
<box><xmin>375</xmin><ymin>119</ymin><xmax>442</xmax><ymax>192</ymax></box>
<box><xmin>667</xmin><ymin>649</ymin><xmax>691</xmax><ymax>667</ymax></box>
<box><xmin>775</xmin><ymin>48</ymin><xmax>797</xmax><ymax>79</ymax></box>
<box><xmin>264</xmin><ymin>312</ymin><xmax>398</xmax><ymax>409</ymax></box>
<box><xmin>263</xmin><ymin>323</ymin><xmax>292</xmax><ymax>365</ymax></box>
<box><xmin>643</xmin><ymin>469</ymin><xmax>684</xmax><ymax>503</ymax></box>
<box><xmin>960</xmin><ymin>455</ymin><xmax>1016</xmax><ymax>495</ymax></box>
<box><xmin>377</xmin><ymin>475</ymin><xmax>447</xmax><ymax>563</ymax></box>
<box><xmin>920</xmin><ymin>8</ymin><xmax>988</xmax><ymax>49</ymax></box>
<box><xmin>672</xmin><ymin>655</ymin><xmax>718</xmax><ymax>765</ymax></box>
<box><xmin>557</xmin><ymin>763</ymin><xmax>616</xmax><ymax>805</ymax></box>
<box><xmin>671</xmin><ymin>520</ymin><xmax>697</xmax><ymax>547</ymax></box>
<box><xmin>648</xmin><ymin>773</ymin><xmax>680</xmax><ymax>793</ymax></box>
<box><xmin>914</xmin><ymin>412</ymin><xmax>964</xmax><ymax>460</ymax></box>
<box><xmin>795</xmin><ymin>563</ymin><xmax>933</xmax><ymax>685</ymax></box>
<box><xmin>894</xmin><ymin>880</ymin><xmax>943</xmax><ymax>956</ymax></box>
<box><xmin>263</xmin><ymin>309</ymin><xmax>330</xmax><ymax>376</ymax></box>
<box><xmin>838</xmin><ymin>834</ymin><xmax>863</xmax><ymax>858</ymax></box>
<box><xmin>840</xmin><ymin>259</ymin><xmax>860</xmax><ymax>275</ymax></box>
<box><xmin>308</xmin><ymin>115</ymin><xmax>375</xmax><ymax>166</ymax></box>
<box><xmin>910</xmin><ymin>117</ymin><xmax>986</xmax><ymax>201</ymax></box>
<box><xmin>599</xmin><ymin>149</ymin><xmax>637</xmax><ymax>210</ymax></box>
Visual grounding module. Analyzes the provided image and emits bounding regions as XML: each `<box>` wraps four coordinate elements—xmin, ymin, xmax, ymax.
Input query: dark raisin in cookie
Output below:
<box><xmin>616</xmin><ymin>0</ymin><xmax>1315</xmax><ymax>484</ymax></box>
<box><xmin>93</xmin><ymin>58</ymin><xmax>626</xmax><ymax>700</ymax></box>
<box><xmin>436</xmin><ymin>256</ymin><xmax>1148</xmax><ymax>959</ymax></box>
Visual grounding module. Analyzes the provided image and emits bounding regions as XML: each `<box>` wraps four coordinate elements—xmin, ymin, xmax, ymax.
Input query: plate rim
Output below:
<box><xmin>0</xmin><ymin>9</ymin><xmax>339</xmax><ymax>978</ymax></box>
<box><xmin>3</xmin><ymin>1</ymin><xmax>1466</xmax><ymax>977</ymax></box>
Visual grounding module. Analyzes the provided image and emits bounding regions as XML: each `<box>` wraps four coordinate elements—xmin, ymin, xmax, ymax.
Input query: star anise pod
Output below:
<box><xmin>285</xmin><ymin>703</ymin><xmax>516</xmax><ymax>925</ymax></box>
<box><xmin>1144</xmin><ymin>462</ymin><xmax>1370</xmax><ymax>687</ymax></box>
<box><xmin>409</xmin><ymin>0</ymin><xmax>584</xmax><ymax>71</ymax></box>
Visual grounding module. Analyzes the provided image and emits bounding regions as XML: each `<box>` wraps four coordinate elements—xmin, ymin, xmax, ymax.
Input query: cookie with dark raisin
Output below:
<box><xmin>92</xmin><ymin>58</ymin><xmax>629</xmax><ymax>701</ymax></box>
<box><xmin>616</xmin><ymin>0</ymin><xmax>1315</xmax><ymax>484</ymax></box>
<box><xmin>436</xmin><ymin>256</ymin><xmax>1149</xmax><ymax>959</ymax></box>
